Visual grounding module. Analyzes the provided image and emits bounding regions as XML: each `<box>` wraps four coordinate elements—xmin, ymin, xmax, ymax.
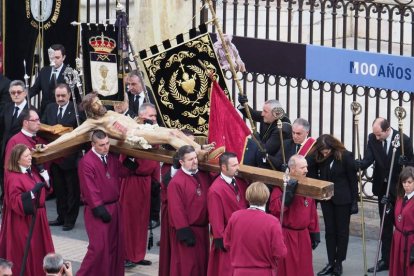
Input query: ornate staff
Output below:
<box><xmin>274</xmin><ymin>107</ymin><xmax>287</xmax><ymax>165</ymax></box>
<box><xmin>350</xmin><ymin>101</ymin><xmax>368</xmax><ymax>275</ymax></box>
<box><xmin>373</xmin><ymin>134</ymin><xmax>400</xmax><ymax>275</ymax></box>
<box><xmin>205</xmin><ymin>0</ymin><xmax>255</xmax><ymax>132</ymax></box>
<box><xmin>115</xmin><ymin>2</ymin><xmax>151</xmax><ymax>103</ymax></box>
<box><xmin>23</xmin><ymin>60</ymin><xmax>31</xmax><ymax>108</ymax></box>
<box><xmin>75</xmin><ymin>57</ymin><xmax>86</xmax><ymax>99</ymax></box>
<box><xmin>279</xmin><ymin>168</ymin><xmax>290</xmax><ymax>226</ymax></box>
<box><xmin>63</xmin><ymin>66</ymin><xmax>81</xmax><ymax>127</ymax></box>
<box><xmin>395</xmin><ymin>106</ymin><xmax>406</xmax><ymax>164</ymax></box>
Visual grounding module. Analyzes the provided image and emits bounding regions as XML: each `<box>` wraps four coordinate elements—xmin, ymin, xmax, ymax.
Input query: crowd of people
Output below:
<box><xmin>0</xmin><ymin>42</ymin><xmax>413</xmax><ymax>276</ymax></box>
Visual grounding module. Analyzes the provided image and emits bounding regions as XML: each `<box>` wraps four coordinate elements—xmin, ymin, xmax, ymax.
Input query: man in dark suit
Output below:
<box><xmin>126</xmin><ymin>71</ymin><xmax>156</xmax><ymax>115</ymax></box>
<box><xmin>271</xmin><ymin>118</ymin><xmax>316</xmax><ymax>173</ymax></box>
<box><xmin>0</xmin><ymin>80</ymin><xmax>29</xmax><ymax>201</ymax></box>
<box><xmin>41</xmin><ymin>83</ymin><xmax>81</xmax><ymax>231</ymax></box>
<box><xmin>30</xmin><ymin>44</ymin><xmax>68</xmax><ymax>115</ymax></box>
<box><xmin>238</xmin><ymin>96</ymin><xmax>291</xmax><ymax>169</ymax></box>
<box><xmin>355</xmin><ymin>117</ymin><xmax>413</xmax><ymax>272</ymax></box>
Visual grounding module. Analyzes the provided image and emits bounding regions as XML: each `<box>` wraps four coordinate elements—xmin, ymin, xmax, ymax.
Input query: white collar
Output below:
<box><xmin>181</xmin><ymin>167</ymin><xmax>198</xmax><ymax>176</ymax></box>
<box><xmin>19</xmin><ymin>165</ymin><xmax>30</xmax><ymax>173</ymax></box>
<box><xmin>21</xmin><ymin>128</ymin><xmax>35</xmax><ymax>137</ymax></box>
<box><xmin>405</xmin><ymin>190</ymin><xmax>414</xmax><ymax>200</ymax></box>
<box><xmin>92</xmin><ymin>147</ymin><xmax>107</xmax><ymax>160</ymax></box>
<box><xmin>220</xmin><ymin>173</ymin><xmax>233</xmax><ymax>184</ymax></box>
<box><xmin>15</xmin><ymin>99</ymin><xmax>27</xmax><ymax>110</ymax></box>
<box><xmin>249</xmin><ymin>204</ymin><xmax>266</xmax><ymax>212</ymax></box>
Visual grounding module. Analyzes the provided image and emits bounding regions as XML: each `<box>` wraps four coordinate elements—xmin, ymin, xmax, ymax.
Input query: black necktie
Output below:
<box><xmin>57</xmin><ymin>107</ymin><xmax>63</xmax><ymax>123</ymax></box>
<box><xmin>383</xmin><ymin>140</ymin><xmax>388</xmax><ymax>154</ymax></box>
<box><xmin>11</xmin><ymin>106</ymin><xmax>19</xmax><ymax>124</ymax></box>
<box><xmin>403</xmin><ymin>195</ymin><xmax>408</xmax><ymax>207</ymax></box>
<box><xmin>296</xmin><ymin>144</ymin><xmax>301</xmax><ymax>153</ymax></box>
<box><xmin>26</xmin><ymin>167</ymin><xmax>32</xmax><ymax>175</ymax></box>
<box><xmin>101</xmin><ymin>155</ymin><xmax>107</xmax><ymax>166</ymax></box>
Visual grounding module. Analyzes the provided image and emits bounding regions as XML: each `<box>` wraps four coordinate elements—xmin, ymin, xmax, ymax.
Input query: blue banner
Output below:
<box><xmin>306</xmin><ymin>45</ymin><xmax>414</xmax><ymax>93</ymax></box>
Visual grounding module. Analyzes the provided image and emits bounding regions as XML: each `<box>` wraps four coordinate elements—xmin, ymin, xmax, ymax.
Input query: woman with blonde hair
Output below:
<box><xmin>0</xmin><ymin>144</ymin><xmax>54</xmax><ymax>276</ymax></box>
<box><xmin>224</xmin><ymin>182</ymin><xmax>287</xmax><ymax>275</ymax></box>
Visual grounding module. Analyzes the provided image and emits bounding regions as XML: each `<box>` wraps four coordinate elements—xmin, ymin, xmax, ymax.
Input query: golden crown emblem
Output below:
<box><xmin>89</xmin><ymin>33</ymin><xmax>116</xmax><ymax>54</ymax></box>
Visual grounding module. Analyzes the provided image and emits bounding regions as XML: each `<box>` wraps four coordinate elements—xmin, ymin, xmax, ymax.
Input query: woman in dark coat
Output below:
<box><xmin>311</xmin><ymin>134</ymin><xmax>358</xmax><ymax>276</ymax></box>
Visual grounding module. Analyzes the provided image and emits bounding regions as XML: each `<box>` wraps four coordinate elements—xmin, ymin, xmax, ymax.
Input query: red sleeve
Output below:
<box><xmin>167</xmin><ymin>173</ymin><xmax>189</xmax><ymax>229</ymax></box>
<box><xmin>207</xmin><ymin>189</ymin><xmax>226</xmax><ymax>238</ymax></box>
<box><xmin>223</xmin><ymin>214</ymin><xmax>234</xmax><ymax>249</ymax></box>
<box><xmin>78</xmin><ymin>158</ymin><xmax>103</xmax><ymax>208</ymax></box>
<box><xmin>270</xmin><ymin>217</ymin><xmax>287</xmax><ymax>260</ymax></box>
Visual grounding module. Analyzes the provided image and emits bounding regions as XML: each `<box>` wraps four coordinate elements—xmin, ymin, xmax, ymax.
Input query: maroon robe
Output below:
<box><xmin>389</xmin><ymin>196</ymin><xmax>414</xmax><ymax>276</ymax></box>
<box><xmin>77</xmin><ymin>150</ymin><xmax>130</xmax><ymax>276</ymax></box>
<box><xmin>120</xmin><ymin>157</ymin><xmax>160</xmax><ymax>262</ymax></box>
<box><xmin>224</xmin><ymin>208</ymin><xmax>287</xmax><ymax>276</ymax></box>
<box><xmin>4</xmin><ymin>131</ymin><xmax>47</xmax><ymax>168</ymax></box>
<box><xmin>0</xmin><ymin>170</ymin><xmax>54</xmax><ymax>276</ymax></box>
<box><xmin>207</xmin><ymin>176</ymin><xmax>248</xmax><ymax>276</ymax></box>
<box><xmin>167</xmin><ymin>169</ymin><xmax>211</xmax><ymax>276</ymax></box>
<box><xmin>159</xmin><ymin>163</ymin><xmax>172</xmax><ymax>276</ymax></box>
<box><xmin>269</xmin><ymin>187</ymin><xmax>319</xmax><ymax>276</ymax></box>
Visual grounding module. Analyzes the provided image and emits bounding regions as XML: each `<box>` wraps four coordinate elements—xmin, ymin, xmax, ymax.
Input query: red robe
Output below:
<box><xmin>207</xmin><ymin>176</ymin><xmax>248</xmax><ymax>276</ymax></box>
<box><xmin>159</xmin><ymin>163</ymin><xmax>172</xmax><ymax>276</ymax></box>
<box><xmin>120</xmin><ymin>157</ymin><xmax>160</xmax><ymax>262</ymax></box>
<box><xmin>0</xmin><ymin>170</ymin><xmax>54</xmax><ymax>276</ymax></box>
<box><xmin>4</xmin><ymin>131</ymin><xmax>47</xmax><ymax>168</ymax></box>
<box><xmin>167</xmin><ymin>169</ymin><xmax>211</xmax><ymax>276</ymax></box>
<box><xmin>77</xmin><ymin>151</ymin><xmax>130</xmax><ymax>276</ymax></box>
<box><xmin>224</xmin><ymin>208</ymin><xmax>287</xmax><ymax>276</ymax></box>
<box><xmin>389</xmin><ymin>196</ymin><xmax>414</xmax><ymax>276</ymax></box>
<box><xmin>269</xmin><ymin>187</ymin><xmax>319</xmax><ymax>276</ymax></box>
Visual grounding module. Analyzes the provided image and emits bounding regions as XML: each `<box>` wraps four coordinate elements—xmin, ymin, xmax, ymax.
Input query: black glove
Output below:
<box><xmin>381</xmin><ymin>196</ymin><xmax>393</xmax><ymax>215</ymax></box>
<box><xmin>350</xmin><ymin>199</ymin><xmax>359</xmax><ymax>215</ymax></box>
<box><xmin>258</xmin><ymin>149</ymin><xmax>267</xmax><ymax>161</ymax></box>
<box><xmin>280</xmin><ymin>163</ymin><xmax>289</xmax><ymax>173</ymax></box>
<box><xmin>284</xmin><ymin>179</ymin><xmax>298</xmax><ymax>206</ymax></box>
<box><xmin>172</xmin><ymin>152</ymin><xmax>181</xmax><ymax>169</ymax></box>
<box><xmin>410</xmin><ymin>245</ymin><xmax>414</xmax><ymax>265</ymax></box>
<box><xmin>92</xmin><ymin>205</ymin><xmax>111</xmax><ymax>223</ymax></box>
<box><xmin>381</xmin><ymin>195</ymin><xmax>390</xmax><ymax>205</ymax></box>
<box><xmin>213</xmin><ymin>238</ymin><xmax>226</xmax><ymax>252</ymax></box>
<box><xmin>143</xmin><ymin>119</ymin><xmax>154</xmax><ymax>125</ymax></box>
<box><xmin>310</xmin><ymin>232</ymin><xmax>320</xmax><ymax>250</ymax></box>
<box><xmin>122</xmin><ymin>156</ymin><xmax>138</xmax><ymax>171</ymax></box>
<box><xmin>176</xmin><ymin>227</ymin><xmax>196</xmax><ymax>247</ymax></box>
<box><xmin>354</xmin><ymin>160</ymin><xmax>363</xmax><ymax>170</ymax></box>
<box><xmin>399</xmin><ymin>155</ymin><xmax>409</xmax><ymax>167</ymax></box>
<box><xmin>238</xmin><ymin>94</ymin><xmax>248</xmax><ymax>105</ymax></box>
<box><xmin>31</xmin><ymin>182</ymin><xmax>45</xmax><ymax>194</ymax></box>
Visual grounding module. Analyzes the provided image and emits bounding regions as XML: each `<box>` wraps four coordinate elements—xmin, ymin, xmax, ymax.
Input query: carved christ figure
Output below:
<box><xmin>38</xmin><ymin>93</ymin><xmax>214</xmax><ymax>158</ymax></box>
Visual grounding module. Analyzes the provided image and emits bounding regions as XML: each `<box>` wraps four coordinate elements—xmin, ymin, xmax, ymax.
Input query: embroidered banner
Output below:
<box><xmin>141</xmin><ymin>32</ymin><xmax>229</xmax><ymax>136</ymax></box>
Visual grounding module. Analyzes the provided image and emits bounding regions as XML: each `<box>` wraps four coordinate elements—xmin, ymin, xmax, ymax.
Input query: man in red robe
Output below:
<box><xmin>167</xmin><ymin>145</ymin><xmax>212</xmax><ymax>276</ymax></box>
<box><xmin>207</xmin><ymin>152</ymin><xmax>248</xmax><ymax>276</ymax></box>
<box><xmin>224</xmin><ymin>181</ymin><xmax>287</xmax><ymax>275</ymax></box>
<box><xmin>76</xmin><ymin>130</ymin><xmax>132</xmax><ymax>276</ymax></box>
<box><xmin>119</xmin><ymin>103</ymin><xmax>160</xmax><ymax>268</ymax></box>
<box><xmin>269</xmin><ymin>154</ymin><xmax>320</xmax><ymax>276</ymax></box>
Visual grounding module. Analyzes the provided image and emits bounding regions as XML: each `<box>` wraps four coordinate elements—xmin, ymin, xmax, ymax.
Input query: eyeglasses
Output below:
<box><xmin>10</xmin><ymin>90</ymin><xmax>24</xmax><ymax>95</ymax></box>
<box><xmin>27</xmin><ymin>118</ymin><xmax>40</xmax><ymax>122</ymax></box>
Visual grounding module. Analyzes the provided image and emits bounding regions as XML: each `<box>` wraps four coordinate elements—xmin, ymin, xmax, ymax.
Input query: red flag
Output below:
<box><xmin>208</xmin><ymin>81</ymin><xmax>251</xmax><ymax>161</ymax></box>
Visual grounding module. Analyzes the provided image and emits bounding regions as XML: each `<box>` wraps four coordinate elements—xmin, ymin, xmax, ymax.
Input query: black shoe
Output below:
<box><xmin>62</xmin><ymin>224</ymin><xmax>75</xmax><ymax>231</ymax></box>
<box><xmin>136</xmin><ymin>259</ymin><xmax>152</xmax><ymax>266</ymax></box>
<box><xmin>124</xmin><ymin>260</ymin><xmax>136</xmax><ymax>268</ymax></box>
<box><xmin>317</xmin><ymin>264</ymin><xmax>334</xmax><ymax>276</ymax></box>
<box><xmin>367</xmin><ymin>260</ymin><xmax>389</xmax><ymax>273</ymax></box>
<box><xmin>48</xmin><ymin>219</ymin><xmax>64</xmax><ymax>226</ymax></box>
<box><xmin>148</xmin><ymin>220</ymin><xmax>160</xmax><ymax>230</ymax></box>
<box><xmin>332</xmin><ymin>263</ymin><xmax>343</xmax><ymax>276</ymax></box>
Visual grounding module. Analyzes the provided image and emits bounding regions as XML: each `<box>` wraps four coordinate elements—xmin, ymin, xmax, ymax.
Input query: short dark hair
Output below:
<box><xmin>177</xmin><ymin>145</ymin><xmax>195</xmax><ymax>161</ymax></box>
<box><xmin>54</xmin><ymin>83</ymin><xmax>71</xmax><ymax>94</ymax></box>
<box><xmin>91</xmin><ymin>129</ymin><xmax>107</xmax><ymax>142</ymax></box>
<box><xmin>19</xmin><ymin>107</ymin><xmax>39</xmax><ymax>127</ymax></box>
<box><xmin>397</xmin><ymin>166</ymin><xmax>414</xmax><ymax>197</ymax></box>
<box><xmin>51</xmin><ymin>44</ymin><xmax>66</xmax><ymax>56</ymax></box>
<box><xmin>0</xmin><ymin>258</ymin><xmax>13</xmax><ymax>269</ymax></box>
<box><xmin>219</xmin><ymin>152</ymin><xmax>237</xmax><ymax>168</ymax></box>
<box><xmin>373</xmin><ymin>117</ymin><xmax>390</xmax><ymax>132</ymax></box>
